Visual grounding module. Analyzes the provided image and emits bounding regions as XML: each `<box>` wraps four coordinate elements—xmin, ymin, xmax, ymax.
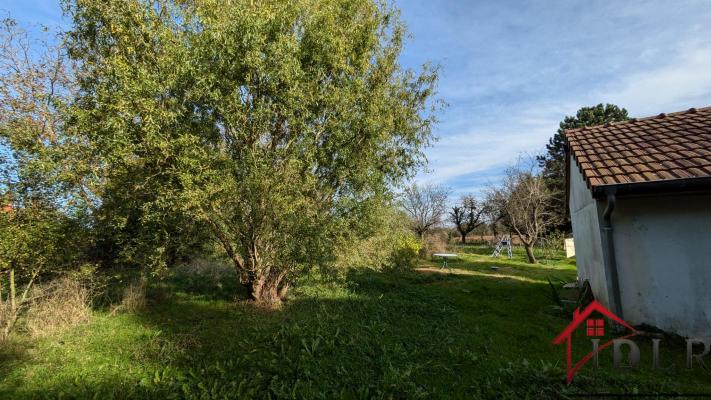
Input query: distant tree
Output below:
<box><xmin>537</xmin><ymin>104</ymin><xmax>629</xmax><ymax>231</ymax></box>
<box><xmin>482</xmin><ymin>193</ymin><xmax>507</xmax><ymax>242</ymax></box>
<box><xmin>449</xmin><ymin>195</ymin><xmax>485</xmax><ymax>244</ymax></box>
<box><xmin>489</xmin><ymin>159</ymin><xmax>557</xmax><ymax>263</ymax></box>
<box><xmin>402</xmin><ymin>183</ymin><xmax>449</xmax><ymax>239</ymax></box>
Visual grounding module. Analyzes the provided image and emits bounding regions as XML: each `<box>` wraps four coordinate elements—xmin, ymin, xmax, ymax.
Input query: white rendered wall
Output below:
<box><xmin>612</xmin><ymin>194</ymin><xmax>711</xmax><ymax>337</ymax></box>
<box><xmin>568</xmin><ymin>160</ymin><xmax>609</xmax><ymax>307</ymax></box>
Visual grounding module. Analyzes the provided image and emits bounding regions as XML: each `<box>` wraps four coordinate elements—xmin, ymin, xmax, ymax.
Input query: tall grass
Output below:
<box><xmin>24</xmin><ymin>277</ymin><xmax>92</xmax><ymax>337</ymax></box>
<box><xmin>112</xmin><ymin>279</ymin><xmax>147</xmax><ymax>314</ymax></box>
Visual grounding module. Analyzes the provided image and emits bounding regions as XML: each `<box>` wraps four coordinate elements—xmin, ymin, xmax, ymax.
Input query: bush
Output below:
<box><xmin>387</xmin><ymin>232</ymin><xmax>421</xmax><ymax>270</ymax></box>
<box><xmin>336</xmin><ymin>206</ymin><xmax>421</xmax><ymax>271</ymax></box>
<box><xmin>24</xmin><ymin>277</ymin><xmax>91</xmax><ymax>337</ymax></box>
<box><xmin>112</xmin><ymin>279</ymin><xmax>147</xmax><ymax>314</ymax></box>
<box><xmin>539</xmin><ymin>230</ymin><xmax>566</xmax><ymax>259</ymax></box>
<box><xmin>419</xmin><ymin>231</ymin><xmax>449</xmax><ymax>258</ymax></box>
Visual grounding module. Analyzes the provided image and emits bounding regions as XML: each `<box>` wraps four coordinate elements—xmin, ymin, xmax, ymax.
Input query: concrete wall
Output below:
<box><xmin>569</xmin><ymin>154</ymin><xmax>711</xmax><ymax>336</ymax></box>
<box><xmin>612</xmin><ymin>194</ymin><xmax>711</xmax><ymax>337</ymax></box>
<box><xmin>568</xmin><ymin>159</ymin><xmax>609</xmax><ymax>307</ymax></box>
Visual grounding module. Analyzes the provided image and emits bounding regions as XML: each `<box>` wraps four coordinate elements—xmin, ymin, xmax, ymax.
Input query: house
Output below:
<box><xmin>565</xmin><ymin>106</ymin><xmax>711</xmax><ymax>337</ymax></box>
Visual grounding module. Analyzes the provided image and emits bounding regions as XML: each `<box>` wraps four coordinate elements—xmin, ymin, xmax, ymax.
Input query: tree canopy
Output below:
<box><xmin>488</xmin><ymin>159</ymin><xmax>556</xmax><ymax>264</ymax></box>
<box><xmin>401</xmin><ymin>183</ymin><xmax>449</xmax><ymax>239</ymax></box>
<box><xmin>61</xmin><ymin>0</ymin><xmax>439</xmax><ymax>301</ymax></box>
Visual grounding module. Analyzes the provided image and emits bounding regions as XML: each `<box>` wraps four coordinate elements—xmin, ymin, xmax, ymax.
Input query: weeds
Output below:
<box><xmin>420</xmin><ymin>231</ymin><xmax>449</xmax><ymax>257</ymax></box>
<box><xmin>24</xmin><ymin>277</ymin><xmax>91</xmax><ymax>337</ymax></box>
<box><xmin>112</xmin><ymin>279</ymin><xmax>147</xmax><ymax>314</ymax></box>
<box><xmin>1</xmin><ymin>249</ymin><xmax>710</xmax><ymax>399</ymax></box>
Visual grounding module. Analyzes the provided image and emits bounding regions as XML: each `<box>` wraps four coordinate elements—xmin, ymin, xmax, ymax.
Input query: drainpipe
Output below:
<box><xmin>601</xmin><ymin>188</ymin><xmax>623</xmax><ymax>319</ymax></box>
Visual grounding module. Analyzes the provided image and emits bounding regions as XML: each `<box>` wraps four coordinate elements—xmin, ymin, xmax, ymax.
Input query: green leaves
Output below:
<box><xmin>62</xmin><ymin>0</ymin><xmax>439</xmax><ymax>296</ymax></box>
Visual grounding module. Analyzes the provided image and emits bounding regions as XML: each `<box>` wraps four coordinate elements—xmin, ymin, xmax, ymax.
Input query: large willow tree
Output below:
<box><xmin>65</xmin><ymin>0</ymin><xmax>439</xmax><ymax>302</ymax></box>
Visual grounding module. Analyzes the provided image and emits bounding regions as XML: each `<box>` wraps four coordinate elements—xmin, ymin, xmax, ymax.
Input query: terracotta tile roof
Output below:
<box><xmin>565</xmin><ymin>106</ymin><xmax>711</xmax><ymax>189</ymax></box>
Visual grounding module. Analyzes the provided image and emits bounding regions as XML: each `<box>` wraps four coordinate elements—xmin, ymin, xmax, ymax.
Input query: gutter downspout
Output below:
<box><xmin>601</xmin><ymin>188</ymin><xmax>623</xmax><ymax>319</ymax></box>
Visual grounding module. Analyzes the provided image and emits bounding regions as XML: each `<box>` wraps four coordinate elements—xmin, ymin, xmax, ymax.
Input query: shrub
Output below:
<box><xmin>24</xmin><ymin>277</ymin><xmax>91</xmax><ymax>337</ymax></box>
<box><xmin>539</xmin><ymin>230</ymin><xmax>566</xmax><ymax>259</ymax></box>
<box><xmin>0</xmin><ymin>270</ymin><xmax>38</xmax><ymax>342</ymax></box>
<box><xmin>388</xmin><ymin>234</ymin><xmax>421</xmax><ymax>270</ymax></box>
<box><xmin>419</xmin><ymin>231</ymin><xmax>449</xmax><ymax>258</ymax></box>
<box><xmin>112</xmin><ymin>279</ymin><xmax>147</xmax><ymax>314</ymax></box>
<box><xmin>335</xmin><ymin>205</ymin><xmax>422</xmax><ymax>271</ymax></box>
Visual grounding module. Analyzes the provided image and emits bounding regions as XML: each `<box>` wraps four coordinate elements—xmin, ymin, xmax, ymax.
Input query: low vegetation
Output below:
<box><xmin>1</xmin><ymin>245</ymin><xmax>709</xmax><ymax>399</ymax></box>
<box><xmin>24</xmin><ymin>277</ymin><xmax>92</xmax><ymax>338</ymax></box>
<box><xmin>0</xmin><ymin>1</ymin><xmax>703</xmax><ymax>398</ymax></box>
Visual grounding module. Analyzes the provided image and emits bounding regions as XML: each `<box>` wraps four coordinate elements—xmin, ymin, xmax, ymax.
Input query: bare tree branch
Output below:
<box><xmin>401</xmin><ymin>183</ymin><xmax>449</xmax><ymax>239</ymax></box>
<box><xmin>486</xmin><ymin>157</ymin><xmax>557</xmax><ymax>263</ymax></box>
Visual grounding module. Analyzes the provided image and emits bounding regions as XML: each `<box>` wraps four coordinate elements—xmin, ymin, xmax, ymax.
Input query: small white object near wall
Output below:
<box><xmin>564</xmin><ymin>238</ymin><xmax>575</xmax><ymax>258</ymax></box>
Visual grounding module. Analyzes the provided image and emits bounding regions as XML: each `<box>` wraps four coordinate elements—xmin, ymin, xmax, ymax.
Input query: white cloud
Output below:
<box><xmin>416</xmin><ymin>37</ymin><xmax>711</xmax><ymax>192</ymax></box>
<box><xmin>599</xmin><ymin>43</ymin><xmax>711</xmax><ymax>115</ymax></box>
<box><xmin>417</xmin><ymin>106</ymin><xmax>564</xmax><ymax>195</ymax></box>
<box><xmin>418</xmin><ymin>99</ymin><xmax>580</xmax><ymax>187</ymax></box>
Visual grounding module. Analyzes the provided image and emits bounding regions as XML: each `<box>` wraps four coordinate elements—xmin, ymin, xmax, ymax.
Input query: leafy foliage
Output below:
<box><xmin>0</xmin><ymin>16</ymin><xmax>91</xmax><ymax>279</ymax></box>
<box><xmin>334</xmin><ymin>203</ymin><xmax>421</xmax><ymax>272</ymax></box>
<box><xmin>64</xmin><ymin>0</ymin><xmax>439</xmax><ymax>301</ymax></box>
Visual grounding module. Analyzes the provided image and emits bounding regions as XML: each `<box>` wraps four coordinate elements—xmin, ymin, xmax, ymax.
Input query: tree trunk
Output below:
<box><xmin>523</xmin><ymin>243</ymin><xmax>536</xmax><ymax>264</ymax></box>
<box><xmin>205</xmin><ymin>217</ymin><xmax>290</xmax><ymax>304</ymax></box>
<box><xmin>460</xmin><ymin>232</ymin><xmax>466</xmax><ymax>244</ymax></box>
<box><xmin>248</xmin><ymin>269</ymin><xmax>289</xmax><ymax>303</ymax></box>
<box><xmin>9</xmin><ymin>269</ymin><xmax>15</xmax><ymax>312</ymax></box>
<box><xmin>1</xmin><ymin>269</ymin><xmax>37</xmax><ymax>342</ymax></box>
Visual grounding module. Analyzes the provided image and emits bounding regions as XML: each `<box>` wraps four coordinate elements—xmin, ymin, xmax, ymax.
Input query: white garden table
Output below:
<box><xmin>432</xmin><ymin>253</ymin><xmax>458</xmax><ymax>269</ymax></box>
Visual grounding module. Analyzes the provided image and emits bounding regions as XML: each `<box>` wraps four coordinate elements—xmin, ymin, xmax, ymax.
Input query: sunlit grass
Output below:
<box><xmin>1</xmin><ymin>245</ymin><xmax>709</xmax><ymax>399</ymax></box>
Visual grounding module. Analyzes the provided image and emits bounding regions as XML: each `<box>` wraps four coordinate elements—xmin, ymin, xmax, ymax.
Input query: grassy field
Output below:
<box><xmin>1</xmin><ymin>245</ymin><xmax>710</xmax><ymax>399</ymax></box>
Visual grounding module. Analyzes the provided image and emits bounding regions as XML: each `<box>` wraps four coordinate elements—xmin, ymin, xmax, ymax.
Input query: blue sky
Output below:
<box><xmin>6</xmin><ymin>1</ymin><xmax>711</xmax><ymax>198</ymax></box>
<box><xmin>396</xmin><ymin>0</ymin><xmax>711</xmax><ymax>197</ymax></box>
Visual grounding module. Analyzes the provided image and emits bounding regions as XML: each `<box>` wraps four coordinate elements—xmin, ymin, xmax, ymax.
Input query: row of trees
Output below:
<box><xmin>0</xmin><ymin>0</ymin><xmax>632</xmax><ymax>304</ymax></box>
<box><xmin>401</xmin><ymin>103</ymin><xmax>629</xmax><ymax>264</ymax></box>
<box><xmin>400</xmin><ymin>159</ymin><xmax>553</xmax><ymax>264</ymax></box>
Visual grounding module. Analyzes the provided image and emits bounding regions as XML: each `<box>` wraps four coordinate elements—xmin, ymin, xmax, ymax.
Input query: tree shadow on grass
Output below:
<box><xmin>3</xmin><ymin>268</ymin><xmax>710</xmax><ymax>399</ymax></box>
<box><xmin>0</xmin><ymin>340</ymin><xmax>28</xmax><ymax>382</ymax></box>
<box><xmin>0</xmin><ymin>268</ymin><xmax>536</xmax><ymax>398</ymax></box>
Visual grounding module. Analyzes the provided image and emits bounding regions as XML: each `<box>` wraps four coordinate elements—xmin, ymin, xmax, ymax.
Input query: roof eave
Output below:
<box><xmin>591</xmin><ymin>176</ymin><xmax>711</xmax><ymax>199</ymax></box>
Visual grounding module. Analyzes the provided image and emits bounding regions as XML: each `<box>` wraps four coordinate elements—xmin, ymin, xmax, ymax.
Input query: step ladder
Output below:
<box><xmin>491</xmin><ymin>236</ymin><xmax>513</xmax><ymax>259</ymax></box>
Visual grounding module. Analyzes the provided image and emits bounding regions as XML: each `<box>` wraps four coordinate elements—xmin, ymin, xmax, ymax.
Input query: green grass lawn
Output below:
<box><xmin>1</xmin><ymin>245</ymin><xmax>710</xmax><ymax>399</ymax></box>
